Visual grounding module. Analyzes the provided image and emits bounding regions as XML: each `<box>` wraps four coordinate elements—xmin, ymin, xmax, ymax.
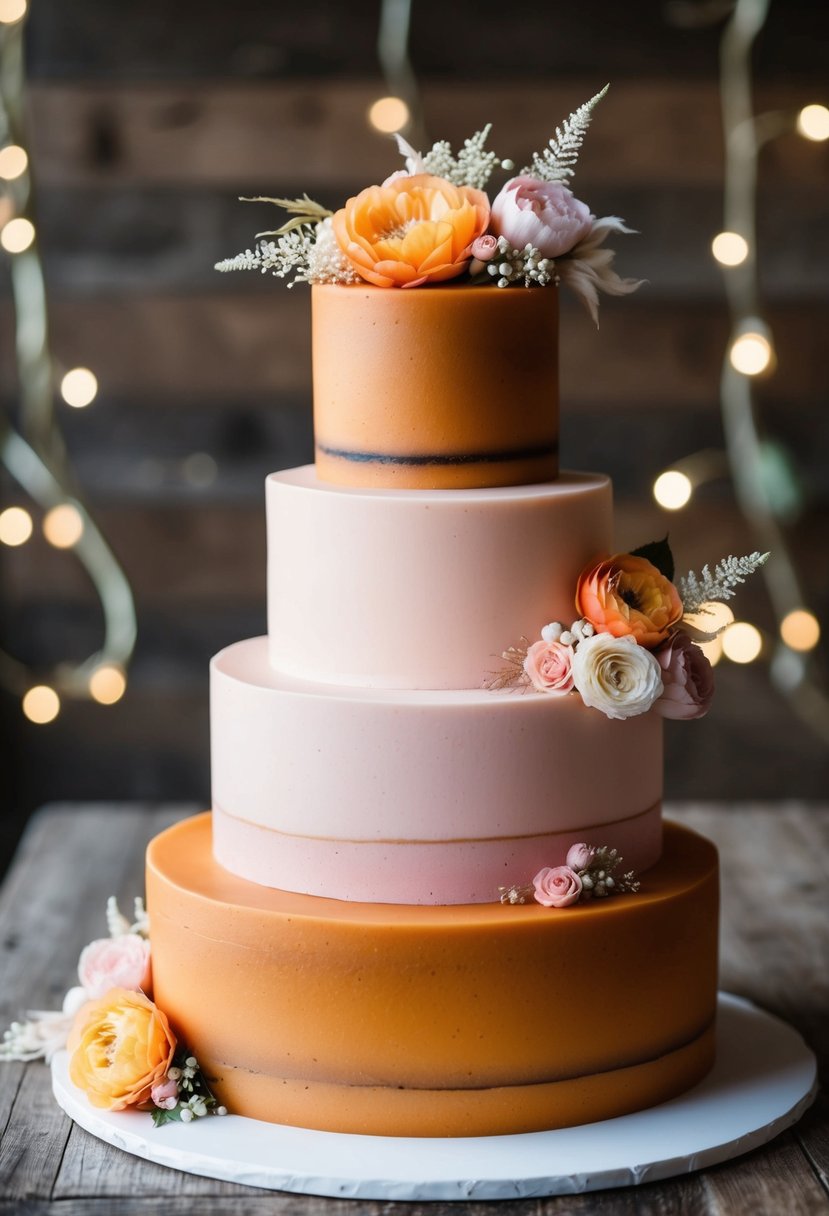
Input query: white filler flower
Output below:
<box><xmin>571</xmin><ymin>632</ymin><xmax>663</xmax><ymax>720</ymax></box>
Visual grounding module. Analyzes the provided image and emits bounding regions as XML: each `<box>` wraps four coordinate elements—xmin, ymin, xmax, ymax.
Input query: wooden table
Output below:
<box><xmin>1</xmin><ymin>803</ymin><xmax>827</xmax><ymax>1215</ymax></box>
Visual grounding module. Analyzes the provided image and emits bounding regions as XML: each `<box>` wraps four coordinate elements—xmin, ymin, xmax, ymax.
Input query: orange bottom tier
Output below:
<box><xmin>146</xmin><ymin>815</ymin><xmax>719</xmax><ymax>1138</ymax></box>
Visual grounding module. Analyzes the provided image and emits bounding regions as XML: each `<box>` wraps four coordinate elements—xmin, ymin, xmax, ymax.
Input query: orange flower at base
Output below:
<box><xmin>68</xmin><ymin>987</ymin><xmax>176</xmax><ymax>1111</ymax></box>
<box><xmin>332</xmin><ymin>174</ymin><xmax>490</xmax><ymax>288</ymax></box>
<box><xmin>576</xmin><ymin>553</ymin><xmax>683</xmax><ymax>650</ymax></box>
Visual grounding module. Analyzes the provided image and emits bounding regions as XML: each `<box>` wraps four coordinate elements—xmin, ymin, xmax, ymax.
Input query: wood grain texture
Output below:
<box><xmin>0</xmin><ymin>804</ymin><xmax>826</xmax><ymax>1213</ymax></box>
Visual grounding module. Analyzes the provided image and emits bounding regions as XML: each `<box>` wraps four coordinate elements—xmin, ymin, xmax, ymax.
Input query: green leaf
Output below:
<box><xmin>151</xmin><ymin>1105</ymin><xmax>183</xmax><ymax>1128</ymax></box>
<box><xmin>631</xmin><ymin>536</ymin><xmax>675</xmax><ymax>582</ymax></box>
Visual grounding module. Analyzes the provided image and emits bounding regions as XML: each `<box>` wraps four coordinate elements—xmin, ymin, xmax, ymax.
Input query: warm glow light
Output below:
<box><xmin>368</xmin><ymin>95</ymin><xmax>410</xmax><ymax>134</ymax></box>
<box><xmin>0</xmin><ymin>505</ymin><xmax>33</xmax><ymax>546</ymax></box>
<box><xmin>780</xmin><ymin>609</ymin><xmax>820</xmax><ymax>652</ymax></box>
<box><xmin>684</xmin><ymin>601</ymin><xmax>735</xmax><ymax>634</ymax></box>
<box><xmin>797</xmin><ymin>104</ymin><xmax>829</xmax><ymax>142</ymax></box>
<box><xmin>89</xmin><ymin>665</ymin><xmax>127</xmax><ymax>705</ymax></box>
<box><xmin>60</xmin><ymin>367</ymin><xmax>98</xmax><ymax>408</ymax></box>
<box><xmin>22</xmin><ymin>685</ymin><xmax>60</xmax><ymax>724</ymax></box>
<box><xmin>653</xmin><ymin>470</ymin><xmax>693</xmax><ymax>511</ymax></box>
<box><xmin>43</xmin><ymin>503</ymin><xmax>84</xmax><ymax>549</ymax></box>
<box><xmin>0</xmin><ymin>0</ymin><xmax>27</xmax><ymax>23</ymax></box>
<box><xmin>729</xmin><ymin>330</ymin><xmax>772</xmax><ymax>376</ymax></box>
<box><xmin>711</xmin><ymin>231</ymin><xmax>749</xmax><ymax>267</ymax></box>
<box><xmin>0</xmin><ymin>144</ymin><xmax>27</xmax><ymax>180</ymax></box>
<box><xmin>1</xmin><ymin>216</ymin><xmax>35</xmax><ymax>253</ymax></box>
<box><xmin>722</xmin><ymin>621</ymin><xmax>763</xmax><ymax>664</ymax></box>
<box><xmin>697</xmin><ymin>636</ymin><xmax>723</xmax><ymax>667</ymax></box>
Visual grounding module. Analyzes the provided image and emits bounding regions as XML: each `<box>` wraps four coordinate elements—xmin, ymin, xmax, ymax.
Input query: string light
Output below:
<box><xmin>0</xmin><ymin>0</ymin><xmax>27</xmax><ymax>23</ymax></box>
<box><xmin>721</xmin><ymin>621</ymin><xmax>763</xmax><ymax>664</ymax></box>
<box><xmin>368</xmin><ymin>95</ymin><xmax>410</xmax><ymax>134</ymax></box>
<box><xmin>780</xmin><ymin>609</ymin><xmax>820</xmax><ymax>653</ymax></box>
<box><xmin>0</xmin><ymin>505</ymin><xmax>32</xmax><ymax>546</ymax></box>
<box><xmin>797</xmin><ymin>104</ymin><xmax>829</xmax><ymax>142</ymax></box>
<box><xmin>0</xmin><ymin>143</ymin><xmax>27</xmax><ymax>179</ymax></box>
<box><xmin>89</xmin><ymin>665</ymin><xmax>127</xmax><ymax>705</ymax></box>
<box><xmin>60</xmin><ymin>367</ymin><xmax>98</xmax><ymax>408</ymax></box>
<box><xmin>22</xmin><ymin>685</ymin><xmax>60</xmax><ymax>725</ymax></box>
<box><xmin>711</xmin><ymin>231</ymin><xmax>749</xmax><ymax>266</ymax></box>
<box><xmin>653</xmin><ymin>470</ymin><xmax>693</xmax><ymax>511</ymax></box>
<box><xmin>0</xmin><ymin>215</ymin><xmax>34</xmax><ymax>253</ymax></box>
<box><xmin>43</xmin><ymin>504</ymin><xmax>84</xmax><ymax>549</ymax></box>
<box><xmin>729</xmin><ymin>322</ymin><xmax>773</xmax><ymax>376</ymax></box>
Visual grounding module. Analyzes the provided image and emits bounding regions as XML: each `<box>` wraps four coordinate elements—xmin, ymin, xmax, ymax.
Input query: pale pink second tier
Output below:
<box><xmin>267</xmin><ymin>466</ymin><xmax>612</xmax><ymax>690</ymax></box>
<box><xmin>211</xmin><ymin>637</ymin><xmax>663</xmax><ymax>905</ymax></box>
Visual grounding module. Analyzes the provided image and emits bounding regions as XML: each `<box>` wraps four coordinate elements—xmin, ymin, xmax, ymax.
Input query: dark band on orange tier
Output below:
<box><xmin>315</xmin><ymin>439</ymin><xmax>559</xmax><ymax>468</ymax></box>
<box><xmin>147</xmin><ymin>816</ymin><xmax>719</xmax><ymax>1138</ymax></box>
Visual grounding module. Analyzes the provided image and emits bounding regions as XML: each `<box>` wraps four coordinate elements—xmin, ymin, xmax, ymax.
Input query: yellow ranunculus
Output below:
<box><xmin>68</xmin><ymin>987</ymin><xmax>176</xmax><ymax>1110</ymax></box>
<box><xmin>331</xmin><ymin>174</ymin><xmax>490</xmax><ymax>288</ymax></box>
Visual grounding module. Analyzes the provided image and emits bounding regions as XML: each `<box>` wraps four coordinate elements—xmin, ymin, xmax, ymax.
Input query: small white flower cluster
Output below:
<box><xmin>486</xmin><ymin>237</ymin><xmax>555</xmax><ymax>288</ymax></box>
<box><xmin>571</xmin><ymin>847</ymin><xmax>640</xmax><ymax>899</ymax></box>
<box><xmin>541</xmin><ymin>618</ymin><xmax>595</xmax><ymax>647</ymax></box>
<box><xmin>422</xmin><ymin>125</ymin><xmax>508</xmax><ymax>191</ymax></box>
<box><xmin>305</xmin><ymin>217</ymin><xmax>361</xmax><ymax>285</ymax></box>
<box><xmin>215</xmin><ymin>220</ymin><xmax>360</xmax><ymax>288</ymax></box>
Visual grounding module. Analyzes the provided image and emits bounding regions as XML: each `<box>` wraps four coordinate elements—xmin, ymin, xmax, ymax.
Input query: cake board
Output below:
<box><xmin>51</xmin><ymin>993</ymin><xmax>817</xmax><ymax>1201</ymax></box>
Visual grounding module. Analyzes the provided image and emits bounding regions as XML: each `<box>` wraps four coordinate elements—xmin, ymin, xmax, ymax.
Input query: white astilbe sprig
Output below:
<box><xmin>215</xmin><ymin>219</ymin><xmax>358</xmax><ymax>286</ymax></box>
<box><xmin>305</xmin><ymin>217</ymin><xmax>361</xmax><ymax>285</ymax></box>
<box><xmin>421</xmin><ymin>125</ymin><xmax>506</xmax><ymax>191</ymax></box>
<box><xmin>556</xmin><ymin>217</ymin><xmax>643</xmax><ymax>327</ymax></box>
<box><xmin>522</xmin><ymin>84</ymin><xmax>609</xmax><ymax>186</ymax></box>
<box><xmin>679</xmin><ymin>552</ymin><xmax>770</xmax><ymax>614</ymax></box>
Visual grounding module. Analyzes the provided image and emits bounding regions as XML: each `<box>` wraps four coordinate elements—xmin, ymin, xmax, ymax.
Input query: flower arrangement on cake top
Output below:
<box><xmin>487</xmin><ymin>539</ymin><xmax>769</xmax><ymax>722</ymax></box>
<box><xmin>216</xmin><ymin>85</ymin><xmax>641</xmax><ymax>324</ymax></box>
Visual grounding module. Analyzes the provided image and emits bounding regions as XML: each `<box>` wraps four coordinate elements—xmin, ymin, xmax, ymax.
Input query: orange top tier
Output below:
<box><xmin>312</xmin><ymin>283</ymin><xmax>559</xmax><ymax>489</ymax></box>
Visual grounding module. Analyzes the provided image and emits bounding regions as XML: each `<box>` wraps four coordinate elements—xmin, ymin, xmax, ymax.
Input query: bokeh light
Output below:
<box><xmin>0</xmin><ymin>144</ymin><xmax>27</xmax><ymax>180</ymax></box>
<box><xmin>780</xmin><ymin>609</ymin><xmax>820</xmax><ymax>652</ymax></box>
<box><xmin>22</xmin><ymin>685</ymin><xmax>60</xmax><ymax>724</ymax></box>
<box><xmin>729</xmin><ymin>330</ymin><xmax>773</xmax><ymax>376</ymax></box>
<box><xmin>0</xmin><ymin>505</ymin><xmax>33</xmax><ymax>546</ymax></box>
<box><xmin>797</xmin><ymin>104</ymin><xmax>829</xmax><ymax>142</ymax></box>
<box><xmin>653</xmin><ymin>470</ymin><xmax>693</xmax><ymax>511</ymax></box>
<box><xmin>711</xmin><ymin>231</ymin><xmax>749</xmax><ymax>267</ymax></box>
<box><xmin>43</xmin><ymin>503</ymin><xmax>84</xmax><ymax>549</ymax></box>
<box><xmin>60</xmin><ymin>367</ymin><xmax>98</xmax><ymax>408</ymax></box>
<box><xmin>89</xmin><ymin>665</ymin><xmax>127</xmax><ymax>705</ymax></box>
<box><xmin>0</xmin><ymin>0</ymin><xmax>27</xmax><ymax>23</ymax></box>
<box><xmin>368</xmin><ymin>96</ymin><xmax>410</xmax><ymax>134</ymax></box>
<box><xmin>722</xmin><ymin>621</ymin><xmax>763</xmax><ymax>664</ymax></box>
<box><xmin>1</xmin><ymin>216</ymin><xmax>35</xmax><ymax>253</ymax></box>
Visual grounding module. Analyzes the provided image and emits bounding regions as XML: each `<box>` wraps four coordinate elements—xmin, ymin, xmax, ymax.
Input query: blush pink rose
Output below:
<box><xmin>565</xmin><ymin>843</ymin><xmax>595</xmax><ymax>872</ymax></box>
<box><xmin>524</xmin><ymin>639</ymin><xmax>574</xmax><ymax>693</ymax></box>
<box><xmin>653</xmin><ymin>632</ymin><xmax>715</xmax><ymax>721</ymax></box>
<box><xmin>78</xmin><ymin>935</ymin><xmax>152</xmax><ymax>1000</ymax></box>
<box><xmin>490</xmin><ymin>176</ymin><xmax>593</xmax><ymax>259</ymax></box>
<box><xmin>151</xmin><ymin>1076</ymin><xmax>180</xmax><ymax>1110</ymax></box>
<box><xmin>470</xmin><ymin>233</ymin><xmax>498</xmax><ymax>261</ymax></box>
<box><xmin>533</xmin><ymin>865</ymin><xmax>583</xmax><ymax>908</ymax></box>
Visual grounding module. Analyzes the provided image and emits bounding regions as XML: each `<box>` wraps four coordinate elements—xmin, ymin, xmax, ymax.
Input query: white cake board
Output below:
<box><xmin>52</xmin><ymin>993</ymin><xmax>817</xmax><ymax>1201</ymax></box>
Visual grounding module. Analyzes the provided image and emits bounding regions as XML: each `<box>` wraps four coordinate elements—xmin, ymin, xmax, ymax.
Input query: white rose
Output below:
<box><xmin>571</xmin><ymin>633</ymin><xmax>663</xmax><ymax>720</ymax></box>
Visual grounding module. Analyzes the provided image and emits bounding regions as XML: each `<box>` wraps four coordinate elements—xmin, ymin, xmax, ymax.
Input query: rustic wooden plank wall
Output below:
<box><xmin>1</xmin><ymin>1</ymin><xmax>827</xmax><ymax>874</ymax></box>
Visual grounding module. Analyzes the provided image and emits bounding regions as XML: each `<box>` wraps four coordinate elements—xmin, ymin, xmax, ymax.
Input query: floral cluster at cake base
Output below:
<box><xmin>1</xmin><ymin>897</ymin><xmax>225</xmax><ymax>1126</ymax></box>
<box><xmin>487</xmin><ymin>538</ymin><xmax>768</xmax><ymax>722</ymax></box>
<box><xmin>216</xmin><ymin>86</ymin><xmax>641</xmax><ymax>324</ymax></box>
<box><xmin>500</xmin><ymin>842</ymin><xmax>640</xmax><ymax>908</ymax></box>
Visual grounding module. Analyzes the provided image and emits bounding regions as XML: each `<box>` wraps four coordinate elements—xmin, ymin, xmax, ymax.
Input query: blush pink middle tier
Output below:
<box><xmin>212</xmin><ymin>636</ymin><xmax>663</xmax><ymax>905</ymax></box>
<box><xmin>267</xmin><ymin>466</ymin><xmax>612</xmax><ymax>690</ymax></box>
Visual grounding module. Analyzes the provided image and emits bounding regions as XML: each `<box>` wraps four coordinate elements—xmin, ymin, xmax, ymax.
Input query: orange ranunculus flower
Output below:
<box><xmin>68</xmin><ymin>987</ymin><xmax>176</xmax><ymax>1110</ymax></box>
<box><xmin>331</xmin><ymin>174</ymin><xmax>490</xmax><ymax>289</ymax></box>
<box><xmin>576</xmin><ymin>553</ymin><xmax>683</xmax><ymax>650</ymax></box>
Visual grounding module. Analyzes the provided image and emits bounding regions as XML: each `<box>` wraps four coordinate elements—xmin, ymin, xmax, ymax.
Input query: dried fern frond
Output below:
<box><xmin>239</xmin><ymin>193</ymin><xmax>333</xmax><ymax>238</ymax></box>
<box><xmin>679</xmin><ymin>552</ymin><xmax>770</xmax><ymax>614</ymax></box>
<box><xmin>483</xmin><ymin>640</ymin><xmax>530</xmax><ymax>691</ymax></box>
<box><xmin>522</xmin><ymin>84</ymin><xmax>609</xmax><ymax>185</ymax></box>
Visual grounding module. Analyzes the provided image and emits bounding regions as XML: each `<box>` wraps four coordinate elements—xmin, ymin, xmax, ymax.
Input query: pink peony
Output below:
<box><xmin>470</xmin><ymin>233</ymin><xmax>499</xmax><ymax>261</ymax></box>
<box><xmin>566</xmin><ymin>843</ymin><xmax>595</xmax><ymax>872</ymax></box>
<box><xmin>524</xmin><ymin>639</ymin><xmax>575</xmax><ymax>694</ymax></box>
<box><xmin>653</xmin><ymin>632</ymin><xmax>715</xmax><ymax>721</ymax></box>
<box><xmin>490</xmin><ymin>176</ymin><xmax>593</xmax><ymax>259</ymax></box>
<box><xmin>151</xmin><ymin>1076</ymin><xmax>180</xmax><ymax>1110</ymax></box>
<box><xmin>78</xmin><ymin>935</ymin><xmax>152</xmax><ymax>1000</ymax></box>
<box><xmin>533</xmin><ymin>865</ymin><xmax>583</xmax><ymax>908</ymax></box>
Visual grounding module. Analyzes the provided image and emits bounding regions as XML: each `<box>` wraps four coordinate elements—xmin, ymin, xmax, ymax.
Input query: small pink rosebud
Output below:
<box><xmin>151</xmin><ymin>1076</ymin><xmax>180</xmax><ymax>1110</ymax></box>
<box><xmin>532</xmin><ymin>865</ymin><xmax>583</xmax><ymax>908</ymax></box>
<box><xmin>566</xmin><ymin>843</ymin><xmax>595</xmax><ymax>872</ymax></box>
<box><xmin>470</xmin><ymin>233</ymin><xmax>498</xmax><ymax>261</ymax></box>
